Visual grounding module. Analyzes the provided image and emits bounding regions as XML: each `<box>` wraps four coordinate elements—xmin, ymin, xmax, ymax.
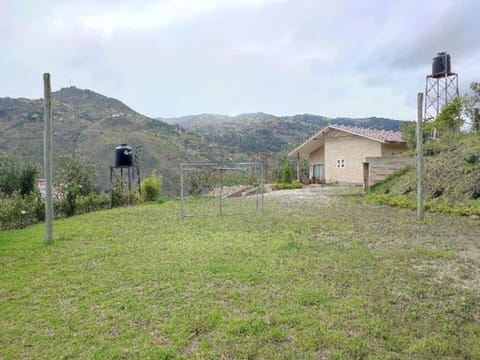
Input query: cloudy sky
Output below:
<box><xmin>1</xmin><ymin>0</ymin><xmax>480</xmax><ymax>120</ymax></box>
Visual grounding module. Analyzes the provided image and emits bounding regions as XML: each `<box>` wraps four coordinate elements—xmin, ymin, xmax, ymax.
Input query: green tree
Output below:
<box><xmin>400</xmin><ymin>121</ymin><xmax>417</xmax><ymax>150</ymax></box>
<box><xmin>54</xmin><ymin>155</ymin><xmax>96</xmax><ymax>196</ymax></box>
<box><xmin>274</xmin><ymin>156</ymin><xmax>293</xmax><ymax>184</ymax></box>
<box><xmin>0</xmin><ymin>153</ymin><xmax>20</xmax><ymax>196</ymax></box>
<box><xmin>54</xmin><ymin>155</ymin><xmax>97</xmax><ymax>216</ymax></box>
<box><xmin>434</xmin><ymin>96</ymin><xmax>464</xmax><ymax>135</ymax></box>
<box><xmin>0</xmin><ymin>153</ymin><xmax>38</xmax><ymax>197</ymax></box>
<box><xmin>464</xmin><ymin>82</ymin><xmax>480</xmax><ymax>133</ymax></box>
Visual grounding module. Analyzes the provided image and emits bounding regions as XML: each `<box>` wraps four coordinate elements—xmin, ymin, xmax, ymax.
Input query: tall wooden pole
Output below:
<box><xmin>296</xmin><ymin>152</ymin><xmax>300</xmax><ymax>182</ymax></box>
<box><xmin>416</xmin><ymin>92</ymin><xmax>424</xmax><ymax>220</ymax></box>
<box><xmin>43</xmin><ymin>73</ymin><xmax>54</xmax><ymax>244</ymax></box>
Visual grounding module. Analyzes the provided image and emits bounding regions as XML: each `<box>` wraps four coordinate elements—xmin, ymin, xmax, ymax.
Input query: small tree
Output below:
<box><xmin>140</xmin><ymin>170</ymin><xmax>162</xmax><ymax>202</ymax></box>
<box><xmin>434</xmin><ymin>96</ymin><xmax>464</xmax><ymax>135</ymax></box>
<box><xmin>0</xmin><ymin>153</ymin><xmax>38</xmax><ymax>197</ymax></box>
<box><xmin>400</xmin><ymin>121</ymin><xmax>417</xmax><ymax>150</ymax></box>
<box><xmin>54</xmin><ymin>155</ymin><xmax>97</xmax><ymax>216</ymax></box>
<box><xmin>54</xmin><ymin>155</ymin><xmax>96</xmax><ymax>196</ymax></box>
<box><xmin>465</xmin><ymin>82</ymin><xmax>480</xmax><ymax>133</ymax></box>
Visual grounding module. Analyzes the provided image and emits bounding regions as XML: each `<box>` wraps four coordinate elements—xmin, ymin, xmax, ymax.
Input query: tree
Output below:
<box><xmin>434</xmin><ymin>96</ymin><xmax>464</xmax><ymax>135</ymax></box>
<box><xmin>54</xmin><ymin>155</ymin><xmax>96</xmax><ymax>196</ymax></box>
<box><xmin>0</xmin><ymin>153</ymin><xmax>38</xmax><ymax>197</ymax></box>
<box><xmin>400</xmin><ymin>121</ymin><xmax>417</xmax><ymax>150</ymax></box>
<box><xmin>464</xmin><ymin>82</ymin><xmax>480</xmax><ymax>133</ymax></box>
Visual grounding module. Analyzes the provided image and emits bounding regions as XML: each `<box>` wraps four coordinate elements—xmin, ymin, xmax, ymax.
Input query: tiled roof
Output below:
<box><xmin>331</xmin><ymin>125</ymin><xmax>403</xmax><ymax>143</ymax></box>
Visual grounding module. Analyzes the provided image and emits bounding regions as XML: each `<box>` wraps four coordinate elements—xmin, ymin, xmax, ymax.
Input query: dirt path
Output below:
<box><xmin>263</xmin><ymin>185</ymin><xmax>358</xmax><ymax>206</ymax></box>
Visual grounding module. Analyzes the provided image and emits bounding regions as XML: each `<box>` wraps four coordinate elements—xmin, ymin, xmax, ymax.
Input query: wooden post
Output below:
<box><xmin>296</xmin><ymin>152</ymin><xmax>300</xmax><ymax>182</ymax></box>
<box><xmin>417</xmin><ymin>92</ymin><xmax>425</xmax><ymax>220</ymax></box>
<box><xmin>43</xmin><ymin>73</ymin><xmax>54</xmax><ymax>244</ymax></box>
<box><xmin>363</xmin><ymin>162</ymin><xmax>369</xmax><ymax>193</ymax></box>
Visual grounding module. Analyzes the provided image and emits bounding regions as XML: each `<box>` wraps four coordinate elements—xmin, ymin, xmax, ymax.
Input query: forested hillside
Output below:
<box><xmin>1</xmin><ymin>87</ymin><xmax>402</xmax><ymax>194</ymax></box>
<box><xmin>161</xmin><ymin>112</ymin><xmax>403</xmax><ymax>154</ymax></box>
<box><xmin>0</xmin><ymin>87</ymin><xmax>240</xmax><ymax>193</ymax></box>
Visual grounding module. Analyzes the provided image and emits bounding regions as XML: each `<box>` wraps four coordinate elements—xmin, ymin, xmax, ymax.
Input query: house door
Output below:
<box><xmin>312</xmin><ymin>164</ymin><xmax>325</xmax><ymax>181</ymax></box>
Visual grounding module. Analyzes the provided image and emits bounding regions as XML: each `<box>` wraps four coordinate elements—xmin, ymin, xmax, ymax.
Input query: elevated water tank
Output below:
<box><xmin>115</xmin><ymin>144</ymin><xmax>133</xmax><ymax>167</ymax></box>
<box><xmin>432</xmin><ymin>52</ymin><xmax>451</xmax><ymax>78</ymax></box>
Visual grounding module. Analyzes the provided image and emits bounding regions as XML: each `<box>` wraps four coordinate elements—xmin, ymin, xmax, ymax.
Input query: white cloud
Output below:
<box><xmin>74</xmin><ymin>0</ymin><xmax>286</xmax><ymax>37</ymax></box>
<box><xmin>1</xmin><ymin>0</ymin><xmax>479</xmax><ymax>119</ymax></box>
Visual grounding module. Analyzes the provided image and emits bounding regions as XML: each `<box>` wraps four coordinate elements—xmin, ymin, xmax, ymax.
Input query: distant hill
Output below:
<box><xmin>0</xmin><ymin>87</ymin><xmax>241</xmax><ymax>194</ymax></box>
<box><xmin>1</xmin><ymin>87</ymin><xmax>404</xmax><ymax>194</ymax></box>
<box><xmin>160</xmin><ymin>112</ymin><xmax>404</xmax><ymax>154</ymax></box>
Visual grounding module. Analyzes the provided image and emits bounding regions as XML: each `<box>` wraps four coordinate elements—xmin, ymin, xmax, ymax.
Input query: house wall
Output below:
<box><xmin>324</xmin><ymin>132</ymin><xmax>382</xmax><ymax>184</ymax></box>
<box><xmin>309</xmin><ymin>146</ymin><xmax>325</xmax><ymax>179</ymax></box>
<box><xmin>381</xmin><ymin>143</ymin><xmax>408</xmax><ymax>156</ymax></box>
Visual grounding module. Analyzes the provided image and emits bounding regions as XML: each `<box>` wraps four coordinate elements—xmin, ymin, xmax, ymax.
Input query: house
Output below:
<box><xmin>289</xmin><ymin>125</ymin><xmax>409</xmax><ymax>185</ymax></box>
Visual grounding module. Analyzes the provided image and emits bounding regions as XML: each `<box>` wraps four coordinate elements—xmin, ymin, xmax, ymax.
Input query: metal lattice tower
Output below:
<box><xmin>424</xmin><ymin>52</ymin><xmax>459</xmax><ymax>122</ymax></box>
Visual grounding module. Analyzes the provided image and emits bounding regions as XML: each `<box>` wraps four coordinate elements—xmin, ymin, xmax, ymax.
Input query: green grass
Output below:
<box><xmin>1</xmin><ymin>191</ymin><xmax>480</xmax><ymax>359</ymax></box>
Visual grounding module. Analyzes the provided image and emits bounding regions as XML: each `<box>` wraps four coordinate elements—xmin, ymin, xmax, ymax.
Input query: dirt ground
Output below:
<box><xmin>263</xmin><ymin>184</ymin><xmax>358</xmax><ymax>206</ymax></box>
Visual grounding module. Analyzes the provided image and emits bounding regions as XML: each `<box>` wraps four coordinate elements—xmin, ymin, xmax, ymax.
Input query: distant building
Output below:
<box><xmin>37</xmin><ymin>179</ymin><xmax>46</xmax><ymax>198</ymax></box>
<box><xmin>289</xmin><ymin>125</ymin><xmax>408</xmax><ymax>185</ymax></box>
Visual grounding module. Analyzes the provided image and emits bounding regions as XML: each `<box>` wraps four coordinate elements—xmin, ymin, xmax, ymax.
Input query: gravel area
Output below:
<box><xmin>263</xmin><ymin>184</ymin><xmax>357</xmax><ymax>206</ymax></box>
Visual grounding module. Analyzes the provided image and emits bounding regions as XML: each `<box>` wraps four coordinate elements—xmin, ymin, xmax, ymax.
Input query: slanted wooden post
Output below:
<box><xmin>416</xmin><ymin>92</ymin><xmax>425</xmax><ymax>220</ymax></box>
<box><xmin>43</xmin><ymin>73</ymin><xmax>54</xmax><ymax>244</ymax></box>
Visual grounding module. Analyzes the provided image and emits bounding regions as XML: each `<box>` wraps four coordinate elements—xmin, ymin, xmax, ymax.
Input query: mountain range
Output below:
<box><xmin>1</xmin><ymin>87</ymin><xmax>403</xmax><ymax>194</ymax></box>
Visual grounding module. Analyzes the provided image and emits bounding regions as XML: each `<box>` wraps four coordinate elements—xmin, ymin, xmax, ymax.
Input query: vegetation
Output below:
<box><xmin>368</xmin><ymin>133</ymin><xmax>480</xmax><ymax>216</ymax></box>
<box><xmin>1</xmin><ymin>189</ymin><xmax>479</xmax><ymax>358</ymax></box>
<box><xmin>169</xmin><ymin>113</ymin><xmax>403</xmax><ymax>156</ymax></box>
<box><xmin>0</xmin><ymin>153</ymin><xmax>43</xmax><ymax>230</ymax></box>
<box><xmin>275</xmin><ymin>181</ymin><xmax>303</xmax><ymax>190</ymax></box>
<box><xmin>376</xmin><ymin>81</ymin><xmax>480</xmax><ymax>215</ymax></box>
<box><xmin>434</xmin><ymin>96</ymin><xmax>464</xmax><ymax>135</ymax></box>
<box><xmin>140</xmin><ymin>171</ymin><xmax>162</xmax><ymax>202</ymax></box>
<box><xmin>0</xmin><ymin>152</ymin><xmax>38</xmax><ymax>196</ymax></box>
<box><xmin>0</xmin><ymin>88</ymin><xmax>402</xmax><ymax>195</ymax></box>
<box><xmin>464</xmin><ymin>82</ymin><xmax>480</xmax><ymax>133</ymax></box>
<box><xmin>272</xmin><ymin>156</ymin><xmax>302</xmax><ymax>190</ymax></box>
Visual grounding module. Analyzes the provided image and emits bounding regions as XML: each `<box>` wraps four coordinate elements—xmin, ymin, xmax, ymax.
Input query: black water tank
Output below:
<box><xmin>432</xmin><ymin>52</ymin><xmax>451</xmax><ymax>78</ymax></box>
<box><xmin>115</xmin><ymin>144</ymin><xmax>133</xmax><ymax>167</ymax></box>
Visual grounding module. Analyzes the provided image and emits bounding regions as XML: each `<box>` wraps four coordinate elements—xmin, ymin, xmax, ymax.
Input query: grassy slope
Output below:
<box><xmin>368</xmin><ymin>134</ymin><xmax>480</xmax><ymax>216</ymax></box>
<box><xmin>1</xmin><ymin>190</ymin><xmax>479</xmax><ymax>359</ymax></box>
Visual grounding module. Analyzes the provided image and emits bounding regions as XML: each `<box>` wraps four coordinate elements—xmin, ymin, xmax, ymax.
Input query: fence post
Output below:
<box><xmin>43</xmin><ymin>73</ymin><xmax>54</xmax><ymax>245</ymax></box>
<box><xmin>417</xmin><ymin>92</ymin><xmax>425</xmax><ymax>220</ymax></box>
<box><xmin>180</xmin><ymin>164</ymin><xmax>185</xmax><ymax>219</ymax></box>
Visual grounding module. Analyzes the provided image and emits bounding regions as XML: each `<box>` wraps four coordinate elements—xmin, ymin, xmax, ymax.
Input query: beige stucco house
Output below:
<box><xmin>289</xmin><ymin>125</ymin><xmax>408</xmax><ymax>185</ymax></box>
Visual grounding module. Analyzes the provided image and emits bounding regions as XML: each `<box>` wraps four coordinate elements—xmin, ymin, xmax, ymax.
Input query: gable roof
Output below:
<box><xmin>289</xmin><ymin>124</ymin><xmax>404</xmax><ymax>156</ymax></box>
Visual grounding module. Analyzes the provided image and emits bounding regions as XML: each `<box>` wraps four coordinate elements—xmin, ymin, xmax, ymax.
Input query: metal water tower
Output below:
<box><xmin>109</xmin><ymin>144</ymin><xmax>141</xmax><ymax>207</ymax></box>
<box><xmin>424</xmin><ymin>52</ymin><xmax>459</xmax><ymax>121</ymax></box>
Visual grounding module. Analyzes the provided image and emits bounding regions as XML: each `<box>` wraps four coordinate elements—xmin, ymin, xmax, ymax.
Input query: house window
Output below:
<box><xmin>336</xmin><ymin>159</ymin><xmax>345</xmax><ymax>168</ymax></box>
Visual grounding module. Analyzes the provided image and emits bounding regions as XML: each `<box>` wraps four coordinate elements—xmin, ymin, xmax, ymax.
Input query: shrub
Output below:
<box><xmin>140</xmin><ymin>171</ymin><xmax>162</xmax><ymax>202</ymax></box>
<box><xmin>76</xmin><ymin>193</ymin><xmax>110</xmax><ymax>214</ymax></box>
<box><xmin>275</xmin><ymin>181</ymin><xmax>303</xmax><ymax>190</ymax></box>
<box><xmin>0</xmin><ymin>192</ymin><xmax>43</xmax><ymax>230</ymax></box>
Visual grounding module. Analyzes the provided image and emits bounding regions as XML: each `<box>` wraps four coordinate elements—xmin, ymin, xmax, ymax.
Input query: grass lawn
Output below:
<box><xmin>1</xmin><ymin>188</ymin><xmax>479</xmax><ymax>359</ymax></box>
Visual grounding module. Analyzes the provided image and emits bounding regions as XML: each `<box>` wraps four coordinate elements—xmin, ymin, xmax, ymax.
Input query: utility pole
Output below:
<box><xmin>43</xmin><ymin>73</ymin><xmax>54</xmax><ymax>244</ymax></box>
<box><xmin>416</xmin><ymin>92</ymin><xmax>425</xmax><ymax>220</ymax></box>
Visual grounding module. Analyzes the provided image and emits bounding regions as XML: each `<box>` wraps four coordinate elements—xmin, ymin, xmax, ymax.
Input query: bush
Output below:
<box><xmin>0</xmin><ymin>192</ymin><xmax>44</xmax><ymax>230</ymax></box>
<box><xmin>140</xmin><ymin>171</ymin><xmax>162</xmax><ymax>202</ymax></box>
<box><xmin>76</xmin><ymin>193</ymin><xmax>110</xmax><ymax>214</ymax></box>
<box><xmin>275</xmin><ymin>181</ymin><xmax>303</xmax><ymax>190</ymax></box>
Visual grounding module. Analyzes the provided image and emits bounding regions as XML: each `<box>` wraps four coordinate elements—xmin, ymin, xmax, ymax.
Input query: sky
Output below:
<box><xmin>1</xmin><ymin>0</ymin><xmax>480</xmax><ymax>120</ymax></box>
